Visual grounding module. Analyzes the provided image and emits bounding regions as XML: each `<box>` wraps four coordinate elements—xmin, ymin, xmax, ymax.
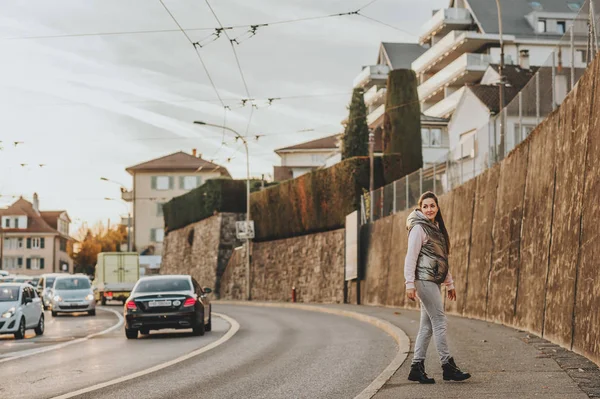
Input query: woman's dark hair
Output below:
<box><xmin>418</xmin><ymin>191</ymin><xmax>451</xmax><ymax>255</ymax></box>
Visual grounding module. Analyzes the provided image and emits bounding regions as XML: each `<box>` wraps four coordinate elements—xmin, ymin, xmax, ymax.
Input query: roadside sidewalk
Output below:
<box><xmin>316</xmin><ymin>304</ymin><xmax>600</xmax><ymax>399</ymax></box>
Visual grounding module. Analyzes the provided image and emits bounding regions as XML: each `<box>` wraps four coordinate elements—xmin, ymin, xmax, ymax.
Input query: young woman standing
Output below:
<box><xmin>405</xmin><ymin>191</ymin><xmax>471</xmax><ymax>384</ymax></box>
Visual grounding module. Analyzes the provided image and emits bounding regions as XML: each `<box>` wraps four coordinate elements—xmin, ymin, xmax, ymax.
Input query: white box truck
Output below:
<box><xmin>94</xmin><ymin>252</ymin><xmax>140</xmax><ymax>305</ymax></box>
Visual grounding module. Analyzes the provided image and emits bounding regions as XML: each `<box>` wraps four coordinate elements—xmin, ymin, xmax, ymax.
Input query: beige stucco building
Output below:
<box><xmin>0</xmin><ymin>194</ymin><xmax>73</xmax><ymax>275</ymax></box>
<box><xmin>124</xmin><ymin>151</ymin><xmax>230</xmax><ymax>258</ymax></box>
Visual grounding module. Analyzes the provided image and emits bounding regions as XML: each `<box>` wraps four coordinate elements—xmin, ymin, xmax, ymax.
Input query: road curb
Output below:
<box><xmin>215</xmin><ymin>300</ymin><xmax>410</xmax><ymax>399</ymax></box>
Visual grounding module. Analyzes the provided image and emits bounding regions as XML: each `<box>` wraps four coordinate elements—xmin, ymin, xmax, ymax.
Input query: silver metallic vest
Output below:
<box><xmin>406</xmin><ymin>209</ymin><xmax>449</xmax><ymax>285</ymax></box>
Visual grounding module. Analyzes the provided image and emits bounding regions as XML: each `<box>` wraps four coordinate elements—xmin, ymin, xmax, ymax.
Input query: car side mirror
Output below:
<box><xmin>25</xmin><ymin>297</ymin><xmax>33</xmax><ymax>304</ymax></box>
<box><xmin>203</xmin><ymin>288</ymin><xmax>212</xmax><ymax>294</ymax></box>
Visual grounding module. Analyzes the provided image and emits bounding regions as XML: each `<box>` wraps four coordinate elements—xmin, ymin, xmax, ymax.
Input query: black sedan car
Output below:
<box><xmin>124</xmin><ymin>275</ymin><xmax>212</xmax><ymax>339</ymax></box>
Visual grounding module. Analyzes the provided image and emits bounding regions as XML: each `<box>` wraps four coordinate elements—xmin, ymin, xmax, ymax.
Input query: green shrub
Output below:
<box><xmin>163</xmin><ymin>179</ymin><xmax>246</xmax><ymax>233</ymax></box>
<box><xmin>250</xmin><ymin>155</ymin><xmax>401</xmax><ymax>241</ymax></box>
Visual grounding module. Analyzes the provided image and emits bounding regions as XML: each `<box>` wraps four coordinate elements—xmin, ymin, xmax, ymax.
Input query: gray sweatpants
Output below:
<box><xmin>412</xmin><ymin>280</ymin><xmax>451</xmax><ymax>365</ymax></box>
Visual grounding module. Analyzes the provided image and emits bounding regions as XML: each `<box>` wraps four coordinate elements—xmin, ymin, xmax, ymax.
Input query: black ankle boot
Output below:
<box><xmin>442</xmin><ymin>357</ymin><xmax>471</xmax><ymax>381</ymax></box>
<box><xmin>408</xmin><ymin>361</ymin><xmax>436</xmax><ymax>384</ymax></box>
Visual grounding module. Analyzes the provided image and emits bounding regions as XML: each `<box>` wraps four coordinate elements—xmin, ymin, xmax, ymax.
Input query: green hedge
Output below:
<box><xmin>163</xmin><ymin>179</ymin><xmax>246</xmax><ymax>233</ymax></box>
<box><xmin>250</xmin><ymin>155</ymin><xmax>402</xmax><ymax>241</ymax></box>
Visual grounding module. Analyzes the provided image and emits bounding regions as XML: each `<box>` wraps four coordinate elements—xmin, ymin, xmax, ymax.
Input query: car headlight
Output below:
<box><xmin>53</xmin><ymin>295</ymin><xmax>62</xmax><ymax>302</ymax></box>
<box><xmin>1</xmin><ymin>308</ymin><xmax>15</xmax><ymax>319</ymax></box>
<box><xmin>85</xmin><ymin>294</ymin><xmax>94</xmax><ymax>301</ymax></box>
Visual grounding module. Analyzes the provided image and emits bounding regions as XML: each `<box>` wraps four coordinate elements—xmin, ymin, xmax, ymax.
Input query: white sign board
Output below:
<box><xmin>345</xmin><ymin>211</ymin><xmax>359</xmax><ymax>281</ymax></box>
<box><xmin>236</xmin><ymin>221</ymin><xmax>255</xmax><ymax>240</ymax></box>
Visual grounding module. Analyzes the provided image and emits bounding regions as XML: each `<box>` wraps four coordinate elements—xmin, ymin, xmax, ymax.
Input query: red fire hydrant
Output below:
<box><xmin>291</xmin><ymin>286</ymin><xmax>296</xmax><ymax>303</ymax></box>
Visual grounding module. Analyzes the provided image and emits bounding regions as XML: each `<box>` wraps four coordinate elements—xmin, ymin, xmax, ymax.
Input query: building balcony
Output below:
<box><xmin>423</xmin><ymin>87</ymin><xmax>466</xmax><ymax>118</ymax></box>
<box><xmin>353</xmin><ymin>65</ymin><xmax>390</xmax><ymax>89</ymax></box>
<box><xmin>418</xmin><ymin>53</ymin><xmax>511</xmax><ymax>102</ymax></box>
<box><xmin>412</xmin><ymin>30</ymin><xmax>514</xmax><ymax>76</ymax></box>
<box><xmin>364</xmin><ymin>86</ymin><xmax>387</xmax><ymax>108</ymax></box>
<box><xmin>121</xmin><ymin>190</ymin><xmax>133</xmax><ymax>202</ymax></box>
<box><xmin>419</xmin><ymin>8</ymin><xmax>474</xmax><ymax>45</ymax></box>
<box><xmin>367</xmin><ymin>104</ymin><xmax>385</xmax><ymax>127</ymax></box>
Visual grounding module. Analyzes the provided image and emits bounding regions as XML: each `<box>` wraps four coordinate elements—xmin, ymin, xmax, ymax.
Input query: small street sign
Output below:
<box><xmin>236</xmin><ymin>220</ymin><xmax>255</xmax><ymax>239</ymax></box>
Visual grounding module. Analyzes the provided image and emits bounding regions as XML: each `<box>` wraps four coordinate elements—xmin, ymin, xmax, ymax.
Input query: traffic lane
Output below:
<box><xmin>78</xmin><ymin>304</ymin><xmax>397</xmax><ymax>399</ymax></box>
<box><xmin>0</xmin><ymin>316</ymin><xmax>230</xmax><ymax>399</ymax></box>
<box><xmin>0</xmin><ymin>308</ymin><xmax>118</xmax><ymax>357</ymax></box>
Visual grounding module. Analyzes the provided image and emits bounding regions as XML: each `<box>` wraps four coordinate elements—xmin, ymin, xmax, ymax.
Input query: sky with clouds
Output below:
<box><xmin>0</xmin><ymin>0</ymin><xmax>447</xmax><ymax>231</ymax></box>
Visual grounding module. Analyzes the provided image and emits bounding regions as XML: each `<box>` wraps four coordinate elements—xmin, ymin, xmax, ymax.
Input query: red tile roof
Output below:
<box><xmin>0</xmin><ymin>198</ymin><xmax>60</xmax><ymax>234</ymax></box>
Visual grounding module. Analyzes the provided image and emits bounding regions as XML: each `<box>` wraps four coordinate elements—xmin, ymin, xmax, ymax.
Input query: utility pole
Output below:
<box><xmin>368</xmin><ymin>129</ymin><xmax>375</xmax><ymax>193</ymax></box>
<box><xmin>496</xmin><ymin>0</ymin><xmax>506</xmax><ymax>161</ymax></box>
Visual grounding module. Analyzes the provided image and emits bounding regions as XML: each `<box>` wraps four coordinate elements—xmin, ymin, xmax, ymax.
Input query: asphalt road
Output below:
<box><xmin>0</xmin><ymin>304</ymin><xmax>396</xmax><ymax>399</ymax></box>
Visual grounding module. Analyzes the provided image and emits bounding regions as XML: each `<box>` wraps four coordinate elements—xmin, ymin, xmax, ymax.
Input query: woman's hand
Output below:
<box><xmin>406</xmin><ymin>288</ymin><xmax>417</xmax><ymax>302</ymax></box>
<box><xmin>447</xmin><ymin>289</ymin><xmax>456</xmax><ymax>301</ymax></box>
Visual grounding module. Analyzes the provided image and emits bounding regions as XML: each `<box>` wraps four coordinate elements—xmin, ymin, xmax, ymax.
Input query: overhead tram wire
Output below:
<box><xmin>158</xmin><ymin>0</ymin><xmax>225</xmax><ymax>107</ymax></box>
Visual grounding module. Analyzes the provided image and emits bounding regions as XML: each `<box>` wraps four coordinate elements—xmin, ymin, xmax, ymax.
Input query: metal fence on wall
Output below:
<box><xmin>361</xmin><ymin>0</ymin><xmax>600</xmax><ymax>225</ymax></box>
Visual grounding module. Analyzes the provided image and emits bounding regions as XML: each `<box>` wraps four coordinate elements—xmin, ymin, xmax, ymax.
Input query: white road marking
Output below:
<box><xmin>51</xmin><ymin>312</ymin><xmax>239</xmax><ymax>399</ymax></box>
<box><xmin>0</xmin><ymin>307</ymin><xmax>123</xmax><ymax>364</ymax></box>
<box><xmin>215</xmin><ymin>301</ymin><xmax>410</xmax><ymax>399</ymax></box>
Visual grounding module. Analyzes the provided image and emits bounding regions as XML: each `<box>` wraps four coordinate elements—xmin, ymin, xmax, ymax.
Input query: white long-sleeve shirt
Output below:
<box><xmin>404</xmin><ymin>224</ymin><xmax>455</xmax><ymax>291</ymax></box>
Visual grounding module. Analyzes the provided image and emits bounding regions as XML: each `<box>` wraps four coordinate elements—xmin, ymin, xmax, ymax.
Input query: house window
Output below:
<box><xmin>153</xmin><ymin>176</ymin><xmax>171</xmax><ymax>190</ymax></box>
<box><xmin>538</xmin><ymin>19</ymin><xmax>547</xmax><ymax>33</ymax></box>
<box><xmin>28</xmin><ymin>258</ymin><xmax>44</xmax><ymax>270</ymax></box>
<box><xmin>182</xmin><ymin>176</ymin><xmax>199</xmax><ymax>190</ymax></box>
<box><xmin>157</xmin><ymin>203</ymin><xmax>165</xmax><ymax>217</ymax></box>
<box><xmin>421</xmin><ymin>128</ymin><xmax>430</xmax><ymax>146</ymax></box>
<box><xmin>32</xmin><ymin>238</ymin><xmax>41</xmax><ymax>249</ymax></box>
<box><xmin>60</xmin><ymin>238</ymin><xmax>67</xmax><ymax>252</ymax></box>
<box><xmin>151</xmin><ymin>228</ymin><xmax>164</xmax><ymax>243</ymax></box>
<box><xmin>14</xmin><ymin>218</ymin><xmax>19</xmax><ymax>229</ymax></box>
<box><xmin>4</xmin><ymin>219</ymin><xmax>9</xmax><ymax>228</ymax></box>
<box><xmin>311</xmin><ymin>154</ymin><xmax>326</xmax><ymax>164</ymax></box>
<box><xmin>3</xmin><ymin>257</ymin><xmax>22</xmax><ymax>270</ymax></box>
<box><xmin>556</xmin><ymin>21</ymin><xmax>566</xmax><ymax>34</ymax></box>
<box><xmin>577</xmin><ymin>49</ymin><xmax>588</xmax><ymax>63</ymax></box>
<box><xmin>421</xmin><ymin>128</ymin><xmax>444</xmax><ymax>147</ymax></box>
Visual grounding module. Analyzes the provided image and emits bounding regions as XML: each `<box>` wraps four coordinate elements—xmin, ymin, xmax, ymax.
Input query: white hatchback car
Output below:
<box><xmin>0</xmin><ymin>283</ymin><xmax>44</xmax><ymax>339</ymax></box>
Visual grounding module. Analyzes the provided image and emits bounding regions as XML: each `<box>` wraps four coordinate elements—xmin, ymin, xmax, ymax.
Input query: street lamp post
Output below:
<box><xmin>193</xmin><ymin>121</ymin><xmax>252</xmax><ymax>301</ymax></box>
<box><xmin>101</xmin><ymin>178</ymin><xmax>132</xmax><ymax>252</ymax></box>
<box><xmin>496</xmin><ymin>0</ymin><xmax>506</xmax><ymax>161</ymax></box>
<box><xmin>104</xmin><ymin>197</ymin><xmax>131</xmax><ymax>252</ymax></box>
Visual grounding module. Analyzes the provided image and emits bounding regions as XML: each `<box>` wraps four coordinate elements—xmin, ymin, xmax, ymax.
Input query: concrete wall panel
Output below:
<box><xmin>487</xmin><ymin>143</ymin><xmax>529</xmax><ymax>327</ymax></box>
<box><xmin>463</xmin><ymin>165</ymin><xmax>500</xmax><ymax>319</ymax></box>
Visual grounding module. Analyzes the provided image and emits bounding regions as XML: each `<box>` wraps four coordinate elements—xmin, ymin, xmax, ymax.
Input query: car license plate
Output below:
<box><xmin>148</xmin><ymin>300</ymin><xmax>172</xmax><ymax>307</ymax></box>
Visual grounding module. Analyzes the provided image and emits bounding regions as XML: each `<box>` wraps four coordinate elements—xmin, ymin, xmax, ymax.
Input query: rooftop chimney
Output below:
<box><xmin>519</xmin><ymin>49</ymin><xmax>530</xmax><ymax>70</ymax></box>
<box><xmin>33</xmin><ymin>192</ymin><xmax>39</xmax><ymax>214</ymax></box>
<box><xmin>192</xmin><ymin>148</ymin><xmax>197</xmax><ymax>157</ymax></box>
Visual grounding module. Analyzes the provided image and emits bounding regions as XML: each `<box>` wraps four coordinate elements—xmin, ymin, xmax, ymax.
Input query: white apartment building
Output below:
<box><xmin>415</xmin><ymin>0</ymin><xmax>588</xmax><ymax>118</ymax></box>
<box><xmin>124</xmin><ymin>150</ymin><xmax>230</xmax><ymax>258</ymax></box>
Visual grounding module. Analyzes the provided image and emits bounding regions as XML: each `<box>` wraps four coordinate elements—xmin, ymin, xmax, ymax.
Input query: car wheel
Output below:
<box><xmin>35</xmin><ymin>314</ymin><xmax>45</xmax><ymax>336</ymax></box>
<box><xmin>140</xmin><ymin>328</ymin><xmax>149</xmax><ymax>335</ymax></box>
<box><xmin>206</xmin><ymin>308</ymin><xmax>212</xmax><ymax>332</ymax></box>
<box><xmin>125</xmin><ymin>328</ymin><xmax>138</xmax><ymax>339</ymax></box>
<box><xmin>88</xmin><ymin>310</ymin><xmax>96</xmax><ymax>316</ymax></box>
<box><xmin>14</xmin><ymin>317</ymin><xmax>25</xmax><ymax>340</ymax></box>
<box><xmin>193</xmin><ymin>315</ymin><xmax>205</xmax><ymax>336</ymax></box>
<box><xmin>51</xmin><ymin>311</ymin><xmax>57</xmax><ymax>317</ymax></box>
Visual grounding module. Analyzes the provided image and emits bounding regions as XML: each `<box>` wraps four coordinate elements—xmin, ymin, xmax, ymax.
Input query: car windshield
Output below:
<box><xmin>46</xmin><ymin>277</ymin><xmax>56</xmax><ymax>287</ymax></box>
<box><xmin>54</xmin><ymin>278</ymin><xmax>91</xmax><ymax>290</ymax></box>
<box><xmin>135</xmin><ymin>278</ymin><xmax>191</xmax><ymax>293</ymax></box>
<box><xmin>0</xmin><ymin>286</ymin><xmax>20</xmax><ymax>302</ymax></box>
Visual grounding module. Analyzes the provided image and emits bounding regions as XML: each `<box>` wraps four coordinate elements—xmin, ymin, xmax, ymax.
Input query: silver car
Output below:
<box><xmin>37</xmin><ymin>273</ymin><xmax>64</xmax><ymax>310</ymax></box>
<box><xmin>50</xmin><ymin>276</ymin><xmax>96</xmax><ymax>317</ymax></box>
<box><xmin>0</xmin><ymin>283</ymin><xmax>44</xmax><ymax>339</ymax></box>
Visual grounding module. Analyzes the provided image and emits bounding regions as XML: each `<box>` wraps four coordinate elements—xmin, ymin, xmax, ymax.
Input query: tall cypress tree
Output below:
<box><xmin>342</xmin><ymin>88</ymin><xmax>369</xmax><ymax>159</ymax></box>
<box><xmin>383</xmin><ymin>69</ymin><xmax>422</xmax><ymax>175</ymax></box>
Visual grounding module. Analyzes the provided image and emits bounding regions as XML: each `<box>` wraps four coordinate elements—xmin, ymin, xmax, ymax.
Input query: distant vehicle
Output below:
<box><xmin>37</xmin><ymin>274</ymin><xmax>66</xmax><ymax>310</ymax></box>
<box><xmin>0</xmin><ymin>283</ymin><xmax>44</xmax><ymax>339</ymax></box>
<box><xmin>124</xmin><ymin>275</ymin><xmax>212</xmax><ymax>340</ymax></box>
<box><xmin>50</xmin><ymin>276</ymin><xmax>96</xmax><ymax>317</ymax></box>
<box><xmin>94</xmin><ymin>253</ymin><xmax>140</xmax><ymax>305</ymax></box>
<box><xmin>11</xmin><ymin>275</ymin><xmax>39</xmax><ymax>287</ymax></box>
